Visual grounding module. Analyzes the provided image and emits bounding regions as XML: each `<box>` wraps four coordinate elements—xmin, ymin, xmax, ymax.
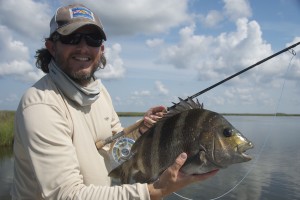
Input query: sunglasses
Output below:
<box><xmin>52</xmin><ymin>33</ymin><xmax>103</xmax><ymax>47</ymax></box>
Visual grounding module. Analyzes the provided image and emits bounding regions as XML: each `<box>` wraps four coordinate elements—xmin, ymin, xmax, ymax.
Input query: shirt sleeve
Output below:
<box><xmin>17</xmin><ymin>104</ymin><xmax>150</xmax><ymax>200</ymax></box>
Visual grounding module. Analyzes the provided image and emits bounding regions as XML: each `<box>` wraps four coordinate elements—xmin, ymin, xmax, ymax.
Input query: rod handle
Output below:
<box><xmin>95</xmin><ymin>119</ymin><xmax>144</xmax><ymax>149</ymax></box>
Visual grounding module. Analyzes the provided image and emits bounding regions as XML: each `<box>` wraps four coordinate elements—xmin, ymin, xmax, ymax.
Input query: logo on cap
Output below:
<box><xmin>70</xmin><ymin>7</ymin><xmax>95</xmax><ymax>21</ymax></box>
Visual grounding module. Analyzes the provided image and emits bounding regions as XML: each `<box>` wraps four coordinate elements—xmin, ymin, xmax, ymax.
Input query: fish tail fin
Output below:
<box><xmin>109</xmin><ymin>164</ymin><xmax>131</xmax><ymax>184</ymax></box>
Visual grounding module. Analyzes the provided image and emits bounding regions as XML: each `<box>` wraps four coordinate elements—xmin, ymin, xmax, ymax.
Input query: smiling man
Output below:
<box><xmin>47</xmin><ymin>26</ymin><xmax>104</xmax><ymax>86</ymax></box>
<box><xmin>11</xmin><ymin>3</ymin><xmax>217</xmax><ymax>200</ymax></box>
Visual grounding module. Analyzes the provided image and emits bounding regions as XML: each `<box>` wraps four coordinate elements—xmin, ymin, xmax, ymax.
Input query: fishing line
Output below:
<box><xmin>96</xmin><ymin>42</ymin><xmax>300</xmax><ymax>149</ymax></box>
<box><xmin>169</xmin><ymin>42</ymin><xmax>300</xmax><ymax>110</ymax></box>
<box><xmin>173</xmin><ymin>49</ymin><xmax>297</xmax><ymax>200</ymax></box>
<box><xmin>99</xmin><ymin>42</ymin><xmax>299</xmax><ymax>198</ymax></box>
<box><xmin>274</xmin><ymin>49</ymin><xmax>296</xmax><ymax>115</ymax></box>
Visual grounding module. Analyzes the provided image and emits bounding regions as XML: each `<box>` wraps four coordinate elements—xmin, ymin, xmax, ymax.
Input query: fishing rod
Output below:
<box><xmin>95</xmin><ymin>41</ymin><xmax>300</xmax><ymax>150</ymax></box>
<box><xmin>169</xmin><ymin>41</ymin><xmax>300</xmax><ymax>109</ymax></box>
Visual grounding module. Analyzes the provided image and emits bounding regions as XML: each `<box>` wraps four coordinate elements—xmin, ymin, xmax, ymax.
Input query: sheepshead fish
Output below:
<box><xmin>109</xmin><ymin>98</ymin><xmax>254</xmax><ymax>184</ymax></box>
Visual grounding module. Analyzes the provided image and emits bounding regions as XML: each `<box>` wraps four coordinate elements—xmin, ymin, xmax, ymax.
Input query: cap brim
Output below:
<box><xmin>56</xmin><ymin>22</ymin><xmax>107</xmax><ymax>40</ymax></box>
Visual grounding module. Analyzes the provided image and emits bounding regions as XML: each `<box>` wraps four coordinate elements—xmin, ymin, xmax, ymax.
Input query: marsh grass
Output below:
<box><xmin>0</xmin><ymin>110</ymin><xmax>299</xmax><ymax>147</ymax></box>
<box><xmin>0</xmin><ymin>111</ymin><xmax>15</xmax><ymax>146</ymax></box>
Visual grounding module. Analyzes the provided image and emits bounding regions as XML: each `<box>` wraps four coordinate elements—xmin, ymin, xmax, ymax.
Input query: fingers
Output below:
<box><xmin>139</xmin><ymin>106</ymin><xmax>167</xmax><ymax>134</ymax></box>
<box><xmin>152</xmin><ymin>153</ymin><xmax>187</xmax><ymax>192</ymax></box>
<box><xmin>151</xmin><ymin>106</ymin><xmax>167</xmax><ymax>116</ymax></box>
<box><xmin>149</xmin><ymin>152</ymin><xmax>219</xmax><ymax>199</ymax></box>
<box><xmin>169</xmin><ymin>153</ymin><xmax>187</xmax><ymax>173</ymax></box>
<box><xmin>144</xmin><ymin>106</ymin><xmax>166</xmax><ymax>124</ymax></box>
<box><xmin>143</xmin><ymin>116</ymin><xmax>159</xmax><ymax>127</ymax></box>
<box><xmin>145</xmin><ymin>106</ymin><xmax>167</xmax><ymax>118</ymax></box>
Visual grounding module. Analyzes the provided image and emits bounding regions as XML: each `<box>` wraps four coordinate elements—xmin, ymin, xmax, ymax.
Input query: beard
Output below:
<box><xmin>54</xmin><ymin>53</ymin><xmax>101</xmax><ymax>86</ymax></box>
<box><xmin>69</xmin><ymin>66</ymin><xmax>97</xmax><ymax>83</ymax></box>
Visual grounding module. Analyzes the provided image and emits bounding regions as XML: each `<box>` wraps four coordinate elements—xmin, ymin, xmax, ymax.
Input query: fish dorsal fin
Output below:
<box><xmin>164</xmin><ymin>97</ymin><xmax>203</xmax><ymax>119</ymax></box>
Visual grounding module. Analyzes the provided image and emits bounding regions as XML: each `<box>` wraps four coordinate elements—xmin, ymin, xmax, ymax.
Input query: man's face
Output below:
<box><xmin>47</xmin><ymin>26</ymin><xmax>104</xmax><ymax>86</ymax></box>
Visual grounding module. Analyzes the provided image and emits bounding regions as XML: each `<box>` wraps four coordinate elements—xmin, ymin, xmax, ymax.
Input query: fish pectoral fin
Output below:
<box><xmin>180</xmin><ymin>150</ymin><xmax>208</xmax><ymax>174</ymax></box>
<box><xmin>199</xmin><ymin>150</ymin><xmax>208</xmax><ymax>165</ymax></box>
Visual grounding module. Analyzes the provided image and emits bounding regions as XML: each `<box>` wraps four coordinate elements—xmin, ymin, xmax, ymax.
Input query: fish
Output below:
<box><xmin>109</xmin><ymin>98</ymin><xmax>254</xmax><ymax>184</ymax></box>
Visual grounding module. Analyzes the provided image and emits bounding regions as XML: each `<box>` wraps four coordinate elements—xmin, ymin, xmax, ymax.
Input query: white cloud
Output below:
<box><xmin>284</xmin><ymin>37</ymin><xmax>300</xmax><ymax>81</ymax></box>
<box><xmin>146</xmin><ymin>38</ymin><xmax>164</xmax><ymax>48</ymax></box>
<box><xmin>0</xmin><ymin>26</ymin><xmax>30</xmax><ymax>75</ymax></box>
<box><xmin>81</xmin><ymin>0</ymin><xmax>191</xmax><ymax>35</ymax></box>
<box><xmin>96</xmin><ymin>43</ymin><xmax>125</xmax><ymax>80</ymax></box>
<box><xmin>197</xmin><ymin>0</ymin><xmax>251</xmax><ymax>28</ymax></box>
<box><xmin>0</xmin><ymin>0</ymin><xmax>299</xmax><ymax>113</ymax></box>
<box><xmin>0</xmin><ymin>60</ymin><xmax>32</xmax><ymax>76</ymax></box>
<box><xmin>0</xmin><ymin>0</ymin><xmax>51</xmax><ymax>39</ymax></box>
<box><xmin>155</xmin><ymin>81</ymin><xmax>169</xmax><ymax>95</ymax></box>
<box><xmin>22</xmin><ymin>70</ymin><xmax>45</xmax><ymax>82</ymax></box>
<box><xmin>133</xmin><ymin>90</ymin><xmax>151</xmax><ymax>96</ymax></box>
<box><xmin>0</xmin><ymin>0</ymin><xmax>50</xmax><ymax>82</ymax></box>
<box><xmin>158</xmin><ymin>18</ymin><xmax>274</xmax><ymax>83</ymax></box>
<box><xmin>0</xmin><ymin>26</ymin><xmax>29</xmax><ymax>62</ymax></box>
<box><xmin>223</xmin><ymin>0</ymin><xmax>252</xmax><ymax>21</ymax></box>
<box><xmin>226</xmin><ymin>87</ymin><xmax>255</xmax><ymax>103</ymax></box>
<box><xmin>199</xmin><ymin>10</ymin><xmax>224</xmax><ymax>28</ymax></box>
<box><xmin>0</xmin><ymin>25</ymin><xmax>43</xmax><ymax>81</ymax></box>
<box><xmin>0</xmin><ymin>0</ymin><xmax>192</xmax><ymax>82</ymax></box>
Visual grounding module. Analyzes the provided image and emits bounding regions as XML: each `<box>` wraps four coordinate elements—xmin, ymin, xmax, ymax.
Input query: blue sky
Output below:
<box><xmin>0</xmin><ymin>0</ymin><xmax>300</xmax><ymax>114</ymax></box>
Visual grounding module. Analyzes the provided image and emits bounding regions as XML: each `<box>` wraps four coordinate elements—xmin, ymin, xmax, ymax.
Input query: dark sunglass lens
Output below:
<box><xmin>85</xmin><ymin>34</ymin><xmax>103</xmax><ymax>47</ymax></box>
<box><xmin>60</xmin><ymin>34</ymin><xmax>82</xmax><ymax>45</ymax></box>
<box><xmin>57</xmin><ymin>33</ymin><xmax>102</xmax><ymax>47</ymax></box>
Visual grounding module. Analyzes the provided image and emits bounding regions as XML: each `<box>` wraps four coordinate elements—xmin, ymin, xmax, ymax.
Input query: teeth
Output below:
<box><xmin>73</xmin><ymin>56</ymin><xmax>89</xmax><ymax>61</ymax></box>
<box><xmin>242</xmin><ymin>152</ymin><xmax>252</xmax><ymax>160</ymax></box>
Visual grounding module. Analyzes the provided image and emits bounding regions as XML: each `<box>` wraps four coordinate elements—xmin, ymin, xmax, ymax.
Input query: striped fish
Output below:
<box><xmin>109</xmin><ymin>98</ymin><xmax>254</xmax><ymax>184</ymax></box>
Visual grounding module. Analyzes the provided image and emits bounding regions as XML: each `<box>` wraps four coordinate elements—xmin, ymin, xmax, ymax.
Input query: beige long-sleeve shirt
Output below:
<box><xmin>11</xmin><ymin>75</ymin><xmax>150</xmax><ymax>200</ymax></box>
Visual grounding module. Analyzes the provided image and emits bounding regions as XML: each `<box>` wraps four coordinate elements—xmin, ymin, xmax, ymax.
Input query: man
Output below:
<box><xmin>11</xmin><ymin>3</ymin><xmax>217</xmax><ymax>200</ymax></box>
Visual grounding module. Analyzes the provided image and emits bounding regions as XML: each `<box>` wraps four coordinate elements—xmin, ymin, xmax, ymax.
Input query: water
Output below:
<box><xmin>1</xmin><ymin>116</ymin><xmax>300</xmax><ymax>200</ymax></box>
<box><xmin>0</xmin><ymin>147</ymin><xmax>13</xmax><ymax>200</ymax></box>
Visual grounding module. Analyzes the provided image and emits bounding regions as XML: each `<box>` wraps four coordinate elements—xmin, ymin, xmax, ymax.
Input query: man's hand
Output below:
<box><xmin>147</xmin><ymin>153</ymin><xmax>219</xmax><ymax>200</ymax></box>
<box><xmin>139</xmin><ymin>106</ymin><xmax>167</xmax><ymax>134</ymax></box>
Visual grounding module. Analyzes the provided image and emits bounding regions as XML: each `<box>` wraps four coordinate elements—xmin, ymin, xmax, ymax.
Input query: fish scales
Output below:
<box><xmin>157</xmin><ymin>110</ymin><xmax>186</xmax><ymax>169</ymax></box>
<box><xmin>109</xmin><ymin>98</ymin><xmax>253</xmax><ymax>184</ymax></box>
<box><xmin>131</xmin><ymin>120</ymin><xmax>165</xmax><ymax>182</ymax></box>
<box><xmin>182</xmin><ymin>109</ymin><xmax>208</xmax><ymax>155</ymax></box>
<box><xmin>136</xmin><ymin>133</ymin><xmax>149</xmax><ymax>174</ymax></box>
<box><xmin>149</xmin><ymin>120</ymin><xmax>163</xmax><ymax>179</ymax></box>
<box><xmin>134</xmin><ymin>114</ymin><xmax>185</xmax><ymax>183</ymax></box>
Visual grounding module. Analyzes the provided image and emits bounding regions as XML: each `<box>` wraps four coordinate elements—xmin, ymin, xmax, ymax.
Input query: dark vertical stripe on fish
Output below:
<box><xmin>181</xmin><ymin>109</ymin><xmax>204</xmax><ymax>156</ymax></box>
<box><xmin>157</xmin><ymin>111</ymin><xmax>188</xmax><ymax>170</ymax></box>
<box><xmin>150</xmin><ymin>121</ymin><xmax>164</xmax><ymax>179</ymax></box>
<box><xmin>202</xmin><ymin>111</ymin><xmax>219</xmax><ymax>162</ymax></box>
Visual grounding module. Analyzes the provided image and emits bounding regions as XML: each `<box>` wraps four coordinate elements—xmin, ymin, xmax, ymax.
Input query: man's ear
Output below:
<box><xmin>45</xmin><ymin>40</ymin><xmax>55</xmax><ymax>57</ymax></box>
<box><xmin>100</xmin><ymin>44</ymin><xmax>105</xmax><ymax>52</ymax></box>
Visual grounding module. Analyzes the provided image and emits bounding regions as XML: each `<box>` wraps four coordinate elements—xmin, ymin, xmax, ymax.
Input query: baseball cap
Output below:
<box><xmin>49</xmin><ymin>4</ymin><xmax>106</xmax><ymax>40</ymax></box>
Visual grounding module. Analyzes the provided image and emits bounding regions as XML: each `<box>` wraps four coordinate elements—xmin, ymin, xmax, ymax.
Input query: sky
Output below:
<box><xmin>0</xmin><ymin>0</ymin><xmax>300</xmax><ymax>114</ymax></box>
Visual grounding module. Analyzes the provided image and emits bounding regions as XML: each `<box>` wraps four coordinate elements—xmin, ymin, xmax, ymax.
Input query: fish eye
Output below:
<box><xmin>223</xmin><ymin>128</ymin><xmax>233</xmax><ymax>137</ymax></box>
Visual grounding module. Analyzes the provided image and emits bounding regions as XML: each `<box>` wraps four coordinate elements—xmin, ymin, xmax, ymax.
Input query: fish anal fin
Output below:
<box><xmin>109</xmin><ymin>164</ymin><xmax>132</xmax><ymax>184</ymax></box>
<box><xmin>133</xmin><ymin>171</ymin><xmax>154</xmax><ymax>184</ymax></box>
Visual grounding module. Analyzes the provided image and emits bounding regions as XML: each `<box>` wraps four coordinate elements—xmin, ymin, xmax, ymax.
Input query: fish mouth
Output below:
<box><xmin>237</xmin><ymin>142</ymin><xmax>254</xmax><ymax>160</ymax></box>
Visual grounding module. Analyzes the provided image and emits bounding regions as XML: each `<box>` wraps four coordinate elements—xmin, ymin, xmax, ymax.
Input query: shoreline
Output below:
<box><xmin>118</xmin><ymin>112</ymin><xmax>300</xmax><ymax>117</ymax></box>
<box><xmin>1</xmin><ymin>111</ymin><xmax>300</xmax><ymax>147</ymax></box>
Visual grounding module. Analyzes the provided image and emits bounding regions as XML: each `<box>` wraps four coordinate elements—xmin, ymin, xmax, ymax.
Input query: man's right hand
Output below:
<box><xmin>147</xmin><ymin>152</ymin><xmax>219</xmax><ymax>200</ymax></box>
